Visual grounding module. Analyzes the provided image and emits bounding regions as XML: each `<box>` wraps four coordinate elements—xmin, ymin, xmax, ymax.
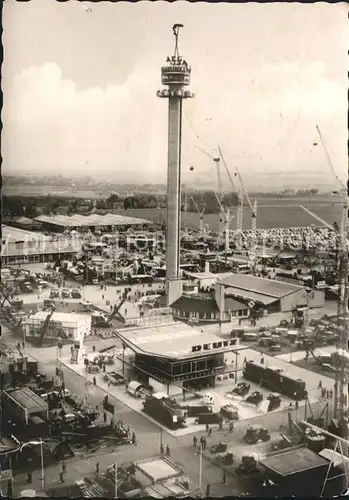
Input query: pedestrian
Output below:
<box><xmin>96</xmin><ymin>462</ymin><xmax>99</xmax><ymax>473</ymax></box>
<box><xmin>330</xmin><ymin>389</ymin><xmax>333</xmax><ymax>398</ymax></box>
<box><xmin>326</xmin><ymin>389</ymin><xmax>330</xmax><ymax>399</ymax></box>
<box><xmin>103</xmin><ymin>412</ymin><xmax>107</xmax><ymax>423</ymax></box>
<box><xmin>103</xmin><ymin>364</ymin><xmax>106</xmax><ymax>373</ymax></box>
<box><xmin>132</xmin><ymin>431</ymin><xmax>136</xmax><ymax>444</ymax></box>
<box><xmin>208</xmin><ymin>426</ymin><xmax>212</xmax><ymax>437</ymax></box>
<box><xmin>166</xmin><ymin>444</ymin><xmax>170</xmax><ymax>456</ymax></box>
<box><xmin>125</xmin><ymin>308</ymin><xmax>127</xmax><ymax>315</ymax></box>
<box><xmin>92</xmin><ymin>345</ymin><xmax>96</xmax><ymax>352</ymax></box>
<box><xmin>17</xmin><ymin>342</ymin><xmax>20</xmax><ymax>351</ymax></box>
<box><xmin>93</xmin><ymin>376</ymin><xmax>96</xmax><ymax>386</ymax></box>
<box><xmin>244</xmin><ymin>356</ymin><xmax>247</xmax><ymax>363</ymax></box>
<box><xmin>193</xmin><ymin>435</ymin><xmax>197</xmax><ymax>448</ymax></box>
<box><xmin>219</xmin><ymin>420</ymin><xmax>223</xmax><ymax>431</ymax></box>
<box><xmin>60</xmin><ymin>471</ymin><xmax>65</xmax><ymax>483</ymax></box>
<box><xmin>160</xmin><ymin>444</ymin><xmax>164</xmax><ymax>455</ymax></box>
<box><xmin>62</xmin><ymin>461</ymin><xmax>67</xmax><ymax>474</ymax></box>
<box><xmin>22</xmin><ymin>340</ymin><xmax>25</xmax><ymax>349</ymax></box>
<box><xmin>229</xmin><ymin>421</ymin><xmax>234</xmax><ymax>433</ymax></box>
<box><xmin>222</xmin><ymin>471</ymin><xmax>226</xmax><ymax>484</ymax></box>
<box><xmin>260</xmin><ymin>356</ymin><xmax>264</xmax><ymax>365</ymax></box>
<box><xmin>200</xmin><ymin>436</ymin><xmax>204</xmax><ymax>448</ymax></box>
<box><xmin>206</xmin><ymin>423</ymin><xmax>209</xmax><ymax>433</ymax></box>
<box><xmin>203</xmin><ymin>437</ymin><xmax>207</xmax><ymax>450</ymax></box>
<box><xmin>205</xmin><ymin>484</ymin><xmax>210</xmax><ymax>497</ymax></box>
<box><xmin>318</xmin><ymin>380</ymin><xmax>322</xmax><ymax>389</ymax></box>
<box><xmin>102</xmin><ymin>294</ymin><xmax>104</xmax><ymax>300</ymax></box>
<box><xmin>295</xmin><ymin>400</ymin><xmax>299</xmax><ymax>410</ymax></box>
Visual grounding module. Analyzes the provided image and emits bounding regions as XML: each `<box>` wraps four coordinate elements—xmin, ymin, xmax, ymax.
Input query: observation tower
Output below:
<box><xmin>157</xmin><ymin>24</ymin><xmax>194</xmax><ymax>306</ymax></box>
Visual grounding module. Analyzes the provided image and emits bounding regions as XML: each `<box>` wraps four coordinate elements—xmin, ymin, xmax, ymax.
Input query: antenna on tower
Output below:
<box><xmin>172</xmin><ymin>24</ymin><xmax>184</xmax><ymax>58</ymax></box>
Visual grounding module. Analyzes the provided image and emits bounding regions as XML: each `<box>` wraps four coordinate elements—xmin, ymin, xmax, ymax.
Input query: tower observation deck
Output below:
<box><xmin>157</xmin><ymin>24</ymin><xmax>194</xmax><ymax>307</ymax></box>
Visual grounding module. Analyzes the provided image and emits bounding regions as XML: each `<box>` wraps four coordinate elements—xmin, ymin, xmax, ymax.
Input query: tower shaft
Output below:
<box><xmin>166</xmin><ymin>97</ymin><xmax>182</xmax><ymax>280</ymax></box>
<box><xmin>157</xmin><ymin>24</ymin><xmax>194</xmax><ymax>306</ymax></box>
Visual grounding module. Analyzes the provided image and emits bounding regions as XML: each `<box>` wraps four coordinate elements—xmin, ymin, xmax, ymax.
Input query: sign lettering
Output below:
<box><xmin>191</xmin><ymin>339</ymin><xmax>237</xmax><ymax>353</ymax></box>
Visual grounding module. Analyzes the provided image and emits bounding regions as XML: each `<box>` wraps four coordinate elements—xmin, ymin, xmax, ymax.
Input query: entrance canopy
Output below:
<box><xmin>116</xmin><ymin>322</ymin><xmax>248</xmax><ymax>360</ymax></box>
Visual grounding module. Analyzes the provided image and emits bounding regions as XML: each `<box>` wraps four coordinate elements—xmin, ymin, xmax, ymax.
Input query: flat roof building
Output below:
<box><xmin>116</xmin><ymin>322</ymin><xmax>247</xmax><ymax>395</ymax></box>
<box><xmin>1</xmin><ymin>225</ymin><xmax>81</xmax><ymax>265</ymax></box>
<box><xmin>218</xmin><ymin>274</ymin><xmax>308</xmax><ymax>313</ymax></box>
<box><xmin>3</xmin><ymin>387</ymin><xmax>49</xmax><ymax>425</ymax></box>
<box><xmin>24</xmin><ymin>311</ymin><xmax>91</xmax><ymax>344</ymax></box>
<box><xmin>34</xmin><ymin>213</ymin><xmax>153</xmax><ymax>233</ymax></box>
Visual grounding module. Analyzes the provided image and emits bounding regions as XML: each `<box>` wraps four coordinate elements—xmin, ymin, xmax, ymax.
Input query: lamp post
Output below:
<box><xmin>20</xmin><ymin>439</ymin><xmax>45</xmax><ymax>490</ymax></box>
<box><xmin>198</xmin><ymin>444</ymin><xmax>202</xmax><ymax>497</ymax></box>
<box><xmin>114</xmin><ymin>462</ymin><xmax>118</xmax><ymax>498</ymax></box>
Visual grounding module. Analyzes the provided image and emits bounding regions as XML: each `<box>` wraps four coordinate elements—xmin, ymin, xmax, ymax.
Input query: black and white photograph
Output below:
<box><xmin>1</xmin><ymin>0</ymin><xmax>348</xmax><ymax>497</ymax></box>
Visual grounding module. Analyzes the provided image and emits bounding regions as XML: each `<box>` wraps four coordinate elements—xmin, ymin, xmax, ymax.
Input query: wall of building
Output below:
<box><xmin>307</xmin><ymin>289</ymin><xmax>325</xmax><ymax>308</ymax></box>
<box><xmin>24</xmin><ymin>314</ymin><xmax>91</xmax><ymax>342</ymax></box>
<box><xmin>280</xmin><ymin>288</ymin><xmax>308</xmax><ymax>312</ymax></box>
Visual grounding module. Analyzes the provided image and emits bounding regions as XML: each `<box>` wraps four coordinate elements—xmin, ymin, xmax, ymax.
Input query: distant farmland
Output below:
<box><xmin>121</xmin><ymin>203</ymin><xmax>341</xmax><ymax>232</ymax></box>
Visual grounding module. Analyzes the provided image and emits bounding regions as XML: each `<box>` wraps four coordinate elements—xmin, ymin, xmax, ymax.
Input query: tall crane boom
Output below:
<box><xmin>38</xmin><ymin>306</ymin><xmax>56</xmax><ymax>346</ymax></box>
<box><xmin>190</xmin><ymin>195</ymin><xmax>205</xmax><ymax>233</ymax></box>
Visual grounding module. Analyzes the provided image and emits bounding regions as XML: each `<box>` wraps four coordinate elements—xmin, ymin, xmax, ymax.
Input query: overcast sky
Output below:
<box><xmin>2</xmin><ymin>1</ymin><xmax>348</xmax><ymax>190</ymax></box>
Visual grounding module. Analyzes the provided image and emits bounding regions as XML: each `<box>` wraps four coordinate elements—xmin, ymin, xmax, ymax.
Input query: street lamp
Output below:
<box><xmin>198</xmin><ymin>444</ymin><xmax>203</xmax><ymax>497</ymax></box>
<box><xmin>19</xmin><ymin>439</ymin><xmax>45</xmax><ymax>490</ymax></box>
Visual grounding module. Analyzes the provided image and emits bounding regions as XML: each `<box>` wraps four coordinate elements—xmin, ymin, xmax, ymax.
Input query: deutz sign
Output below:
<box><xmin>192</xmin><ymin>339</ymin><xmax>237</xmax><ymax>352</ymax></box>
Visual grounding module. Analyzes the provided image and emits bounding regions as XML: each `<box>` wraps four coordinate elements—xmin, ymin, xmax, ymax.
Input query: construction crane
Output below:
<box><xmin>56</xmin><ymin>336</ymin><xmax>65</xmax><ymax>395</ymax></box>
<box><xmin>38</xmin><ymin>306</ymin><xmax>56</xmax><ymax>347</ymax></box>
<box><xmin>234</xmin><ymin>165</ymin><xmax>258</xmax><ymax>271</ymax></box>
<box><xmin>315</xmin><ymin>125</ymin><xmax>349</xmax><ymax>436</ymax></box>
<box><xmin>216</xmin><ymin>146</ymin><xmax>258</xmax><ymax>271</ymax></box>
<box><xmin>190</xmin><ymin>195</ymin><xmax>206</xmax><ymax>234</ymax></box>
<box><xmin>107</xmin><ymin>291</ymin><xmax>128</xmax><ymax>323</ymax></box>
<box><xmin>213</xmin><ymin>156</ymin><xmax>225</xmax><ymax>236</ymax></box>
<box><xmin>195</xmin><ymin>145</ymin><xmax>232</xmax><ymax>238</ymax></box>
<box><xmin>300</xmin><ymin>421</ymin><xmax>349</xmax><ymax>495</ymax></box>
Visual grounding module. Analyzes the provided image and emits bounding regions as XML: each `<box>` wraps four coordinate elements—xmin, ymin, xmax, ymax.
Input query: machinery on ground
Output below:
<box><xmin>267</xmin><ymin>393</ymin><xmax>281</xmax><ymax>412</ymax></box>
<box><xmin>245</xmin><ymin>391</ymin><xmax>263</xmax><ymax>406</ymax></box>
<box><xmin>142</xmin><ymin>393</ymin><xmax>186</xmax><ymax>430</ymax></box>
<box><xmin>220</xmin><ymin>404</ymin><xmax>239</xmax><ymax>421</ymax></box>
<box><xmin>210</xmin><ymin>442</ymin><xmax>227</xmax><ymax>454</ymax></box>
<box><xmin>232</xmin><ymin>382</ymin><xmax>250</xmax><ymax>397</ymax></box>
<box><xmin>243</xmin><ymin>360</ymin><xmax>306</xmax><ymax>400</ymax></box>
<box><xmin>236</xmin><ymin>455</ymin><xmax>260</xmax><ymax>475</ymax></box>
<box><xmin>243</xmin><ymin>425</ymin><xmax>271</xmax><ymax>445</ymax></box>
<box><xmin>37</xmin><ymin>306</ymin><xmax>56</xmax><ymax>347</ymax></box>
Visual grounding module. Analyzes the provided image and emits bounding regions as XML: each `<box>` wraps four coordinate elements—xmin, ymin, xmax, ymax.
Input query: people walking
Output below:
<box><xmin>222</xmin><ymin>471</ymin><xmax>227</xmax><ymax>484</ymax></box>
<box><xmin>62</xmin><ymin>461</ymin><xmax>67</xmax><ymax>474</ymax></box>
<box><xmin>166</xmin><ymin>444</ymin><xmax>171</xmax><ymax>456</ymax></box>
<box><xmin>59</xmin><ymin>471</ymin><xmax>65</xmax><ymax>483</ymax></box>
<box><xmin>193</xmin><ymin>435</ymin><xmax>197</xmax><ymax>448</ymax></box>
<box><xmin>160</xmin><ymin>444</ymin><xmax>164</xmax><ymax>455</ymax></box>
<box><xmin>229</xmin><ymin>421</ymin><xmax>234</xmax><ymax>433</ymax></box>
<box><xmin>208</xmin><ymin>426</ymin><xmax>212</xmax><ymax>437</ymax></box>
<box><xmin>95</xmin><ymin>462</ymin><xmax>100</xmax><ymax>473</ymax></box>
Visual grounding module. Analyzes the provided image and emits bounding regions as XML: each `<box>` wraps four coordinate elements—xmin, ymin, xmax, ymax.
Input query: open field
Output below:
<box><xmin>121</xmin><ymin>203</ymin><xmax>341</xmax><ymax>231</ymax></box>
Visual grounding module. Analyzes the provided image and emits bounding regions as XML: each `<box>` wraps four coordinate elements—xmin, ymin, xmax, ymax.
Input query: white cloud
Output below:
<box><xmin>2</xmin><ymin>57</ymin><xmax>347</xmax><ymax>187</ymax></box>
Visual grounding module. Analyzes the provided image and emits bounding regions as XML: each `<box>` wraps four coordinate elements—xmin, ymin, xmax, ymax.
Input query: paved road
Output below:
<box><xmin>9</xmin><ymin>342</ymin><xmax>254</xmax><ymax>497</ymax></box>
